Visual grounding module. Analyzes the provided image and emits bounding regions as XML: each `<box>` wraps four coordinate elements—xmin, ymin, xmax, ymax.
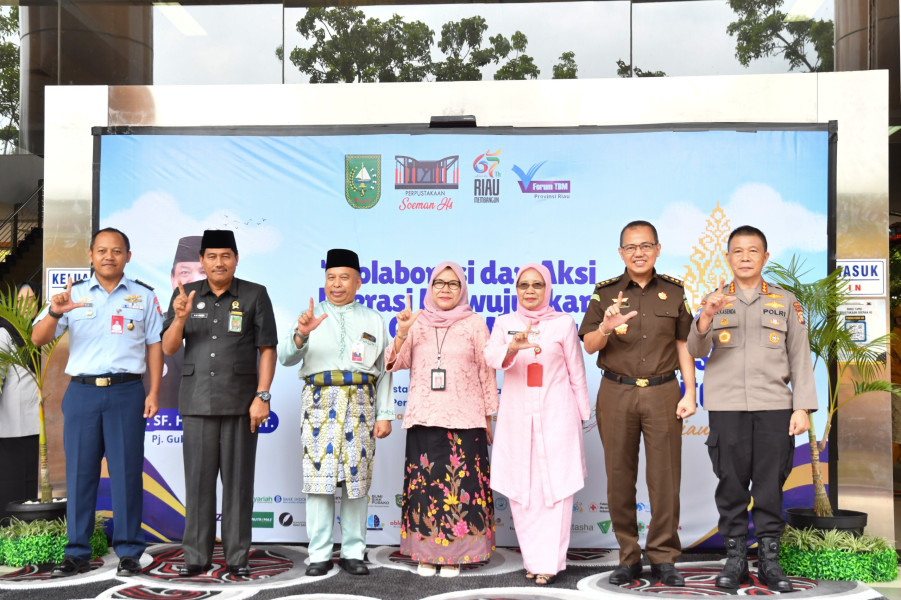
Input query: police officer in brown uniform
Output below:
<box><xmin>579</xmin><ymin>220</ymin><xmax>696</xmax><ymax>587</ymax></box>
<box><xmin>687</xmin><ymin>225</ymin><xmax>814</xmax><ymax>592</ymax></box>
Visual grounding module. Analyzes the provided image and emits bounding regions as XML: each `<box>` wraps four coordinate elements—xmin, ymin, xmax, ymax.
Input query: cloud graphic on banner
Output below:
<box><xmin>659</xmin><ymin>183</ymin><xmax>826</xmax><ymax>258</ymax></box>
<box><xmin>103</xmin><ymin>190</ymin><xmax>282</xmax><ymax>268</ymax></box>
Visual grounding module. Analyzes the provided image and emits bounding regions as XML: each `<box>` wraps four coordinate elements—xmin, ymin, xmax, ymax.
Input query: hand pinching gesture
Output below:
<box><xmin>296</xmin><ymin>298</ymin><xmax>328</xmax><ymax>338</ymax></box>
<box><xmin>395</xmin><ymin>294</ymin><xmax>422</xmax><ymax>339</ymax></box>
<box><xmin>508</xmin><ymin>320</ymin><xmax>539</xmax><ymax>353</ymax></box>
<box><xmin>602</xmin><ymin>291</ymin><xmax>638</xmax><ymax>334</ymax></box>
<box><xmin>50</xmin><ymin>279</ymin><xmax>86</xmax><ymax>315</ymax></box>
<box><xmin>701</xmin><ymin>279</ymin><xmax>737</xmax><ymax>318</ymax></box>
<box><xmin>172</xmin><ymin>280</ymin><xmax>196</xmax><ymax>320</ymax></box>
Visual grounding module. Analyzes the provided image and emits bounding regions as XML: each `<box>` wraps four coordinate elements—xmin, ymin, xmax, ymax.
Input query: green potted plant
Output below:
<box><xmin>766</xmin><ymin>258</ymin><xmax>899</xmax><ymax>582</ymax></box>
<box><xmin>0</xmin><ymin>515</ymin><xmax>108</xmax><ymax>568</ymax></box>
<box><xmin>0</xmin><ymin>287</ymin><xmax>66</xmax><ymax>520</ymax></box>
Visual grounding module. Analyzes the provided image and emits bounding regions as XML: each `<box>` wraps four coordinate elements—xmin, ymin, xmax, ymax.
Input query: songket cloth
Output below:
<box><xmin>301</xmin><ymin>370</ymin><xmax>375</xmax><ymax>499</ymax></box>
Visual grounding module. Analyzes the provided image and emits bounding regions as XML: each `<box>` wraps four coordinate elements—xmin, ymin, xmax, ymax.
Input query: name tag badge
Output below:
<box><xmin>228</xmin><ymin>313</ymin><xmax>242</xmax><ymax>333</ymax></box>
<box><xmin>431</xmin><ymin>368</ymin><xmax>446</xmax><ymax>391</ymax></box>
<box><xmin>351</xmin><ymin>341</ymin><xmax>364</xmax><ymax>362</ymax></box>
<box><xmin>110</xmin><ymin>314</ymin><xmax>124</xmax><ymax>335</ymax></box>
<box><xmin>190</xmin><ymin>312</ymin><xmax>207</xmax><ymax>319</ymax></box>
<box><xmin>362</xmin><ymin>332</ymin><xmax>377</xmax><ymax>344</ymax></box>
<box><xmin>527</xmin><ymin>362</ymin><xmax>543</xmax><ymax>387</ymax></box>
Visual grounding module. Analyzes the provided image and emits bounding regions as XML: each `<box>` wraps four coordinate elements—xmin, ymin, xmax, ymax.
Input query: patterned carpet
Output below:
<box><xmin>0</xmin><ymin>545</ymin><xmax>887</xmax><ymax>600</ymax></box>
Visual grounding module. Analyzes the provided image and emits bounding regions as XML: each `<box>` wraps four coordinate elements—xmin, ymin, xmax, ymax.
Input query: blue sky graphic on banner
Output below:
<box><xmin>98</xmin><ymin>128</ymin><xmax>829</xmax><ymax>549</ymax></box>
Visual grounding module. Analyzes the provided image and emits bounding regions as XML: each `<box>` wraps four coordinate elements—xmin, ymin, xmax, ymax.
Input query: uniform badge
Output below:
<box><xmin>765</xmin><ymin>300</ymin><xmax>785</xmax><ymax>309</ymax></box>
<box><xmin>590</xmin><ymin>294</ymin><xmax>600</xmax><ymax>301</ymax></box>
<box><xmin>769</xmin><ymin>332</ymin><xmax>780</xmax><ymax>344</ymax></box>
<box><xmin>765</xmin><ymin>293</ymin><xmax>784</xmax><ymax>299</ymax></box>
<box><xmin>197</xmin><ymin>302</ymin><xmax>205</xmax><ymax>310</ymax></box>
<box><xmin>770</xmin><ymin>318</ymin><xmax>781</xmax><ymax>326</ymax></box>
<box><xmin>232</xmin><ymin>301</ymin><xmax>240</xmax><ymax>310</ymax></box>
<box><xmin>720</xmin><ymin>318</ymin><xmax>728</xmax><ymax>326</ymax></box>
<box><xmin>614</xmin><ymin>324</ymin><xmax>629</xmax><ymax>335</ymax></box>
<box><xmin>658</xmin><ymin>291</ymin><xmax>668</xmax><ymax>300</ymax></box>
<box><xmin>718</xmin><ymin>331</ymin><xmax>731</xmax><ymax>344</ymax></box>
<box><xmin>793</xmin><ymin>301</ymin><xmax>806</xmax><ymax>325</ymax></box>
<box><xmin>612</xmin><ymin>297</ymin><xmax>629</xmax><ymax>304</ymax></box>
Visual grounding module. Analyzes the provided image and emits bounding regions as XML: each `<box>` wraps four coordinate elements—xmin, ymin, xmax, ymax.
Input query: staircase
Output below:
<box><xmin>0</xmin><ymin>182</ymin><xmax>44</xmax><ymax>293</ymax></box>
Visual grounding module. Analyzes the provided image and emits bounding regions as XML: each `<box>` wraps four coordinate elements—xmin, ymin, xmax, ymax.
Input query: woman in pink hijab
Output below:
<box><xmin>484</xmin><ymin>263</ymin><xmax>590</xmax><ymax>585</ymax></box>
<box><xmin>386</xmin><ymin>261</ymin><xmax>498</xmax><ymax>577</ymax></box>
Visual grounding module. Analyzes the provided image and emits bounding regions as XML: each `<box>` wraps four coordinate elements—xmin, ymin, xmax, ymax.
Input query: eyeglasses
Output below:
<box><xmin>621</xmin><ymin>242</ymin><xmax>657</xmax><ymax>255</ymax></box>
<box><xmin>432</xmin><ymin>279</ymin><xmax>461</xmax><ymax>291</ymax></box>
<box><xmin>516</xmin><ymin>282</ymin><xmax>546</xmax><ymax>291</ymax></box>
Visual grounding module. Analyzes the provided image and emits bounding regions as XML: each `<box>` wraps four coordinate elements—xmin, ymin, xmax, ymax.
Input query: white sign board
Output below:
<box><xmin>45</xmin><ymin>268</ymin><xmax>91</xmax><ymax>299</ymax></box>
<box><xmin>836</xmin><ymin>259</ymin><xmax>886</xmax><ymax>296</ymax></box>
<box><xmin>837</xmin><ymin>299</ymin><xmax>887</xmax><ymax>357</ymax></box>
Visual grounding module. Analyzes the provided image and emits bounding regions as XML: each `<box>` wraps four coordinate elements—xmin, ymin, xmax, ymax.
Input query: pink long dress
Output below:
<box><xmin>484</xmin><ymin>311</ymin><xmax>590</xmax><ymax>575</ymax></box>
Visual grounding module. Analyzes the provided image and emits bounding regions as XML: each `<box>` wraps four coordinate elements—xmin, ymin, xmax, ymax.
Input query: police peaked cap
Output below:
<box><xmin>200</xmin><ymin>229</ymin><xmax>237</xmax><ymax>254</ymax></box>
<box><xmin>326</xmin><ymin>248</ymin><xmax>360</xmax><ymax>272</ymax></box>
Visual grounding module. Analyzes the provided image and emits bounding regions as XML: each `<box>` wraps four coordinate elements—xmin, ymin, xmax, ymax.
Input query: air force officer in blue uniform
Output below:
<box><xmin>32</xmin><ymin>227</ymin><xmax>163</xmax><ymax>578</ymax></box>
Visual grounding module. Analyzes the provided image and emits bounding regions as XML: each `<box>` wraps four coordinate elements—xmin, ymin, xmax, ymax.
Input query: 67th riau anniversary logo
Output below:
<box><xmin>346</xmin><ymin>155</ymin><xmax>382</xmax><ymax>209</ymax></box>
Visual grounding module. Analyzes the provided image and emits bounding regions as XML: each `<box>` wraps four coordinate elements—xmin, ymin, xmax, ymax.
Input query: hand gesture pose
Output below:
<box><xmin>696</xmin><ymin>279</ymin><xmax>738</xmax><ymax>334</ymax></box>
<box><xmin>601</xmin><ymin>291</ymin><xmax>638</xmax><ymax>335</ymax></box>
<box><xmin>700</xmin><ymin>279</ymin><xmax>737</xmax><ymax>319</ymax></box>
<box><xmin>395</xmin><ymin>294</ymin><xmax>422</xmax><ymax>338</ymax></box>
<box><xmin>296</xmin><ymin>298</ymin><xmax>328</xmax><ymax>337</ymax></box>
<box><xmin>50</xmin><ymin>280</ymin><xmax>86</xmax><ymax>315</ymax></box>
<box><xmin>508</xmin><ymin>320</ymin><xmax>539</xmax><ymax>353</ymax></box>
<box><xmin>172</xmin><ymin>280</ymin><xmax>196</xmax><ymax>320</ymax></box>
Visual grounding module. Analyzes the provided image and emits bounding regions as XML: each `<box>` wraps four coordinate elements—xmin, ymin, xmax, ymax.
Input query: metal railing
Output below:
<box><xmin>0</xmin><ymin>183</ymin><xmax>43</xmax><ymax>263</ymax></box>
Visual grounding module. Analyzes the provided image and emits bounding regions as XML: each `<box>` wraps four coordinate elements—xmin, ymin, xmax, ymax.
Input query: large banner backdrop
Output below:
<box><xmin>95</xmin><ymin>126</ymin><xmax>830</xmax><ymax>550</ymax></box>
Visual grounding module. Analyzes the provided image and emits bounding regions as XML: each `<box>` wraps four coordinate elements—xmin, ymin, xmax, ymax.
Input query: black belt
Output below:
<box><xmin>71</xmin><ymin>373</ymin><xmax>141</xmax><ymax>387</ymax></box>
<box><xmin>602</xmin><ymin>370</ymin><xmax>676</xmax><ymax>388</ymax></box>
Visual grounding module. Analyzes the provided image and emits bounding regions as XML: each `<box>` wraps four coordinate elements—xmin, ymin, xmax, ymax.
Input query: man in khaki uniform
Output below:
<box><xmin>579</xmin><ymin>220</ymin><xmax>696</xmax><ymax>587</ymax></box>
<box><xmin>687</xmin><ymin>225</ymin><xmax>815</xmax><ymax>592</ymax></box>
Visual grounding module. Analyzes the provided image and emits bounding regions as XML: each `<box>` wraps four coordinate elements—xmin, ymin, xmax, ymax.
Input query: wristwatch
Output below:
<box><xmin>293</xmin><ymin>330</ymin><xmax>309</xmax><ymax>344</ymax></box>
<box><xmin>255</xmin><ymin>391</ymin><xmax>271</xmax><ymax>403</ymax></box>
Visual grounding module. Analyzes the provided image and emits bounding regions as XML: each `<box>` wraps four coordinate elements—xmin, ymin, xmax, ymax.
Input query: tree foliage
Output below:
<box><xmin>493</xmin><ymin>32</ymin><xmax>539</xmax><ymax>80</ymax></box>
<box><xmin>727</xmin><ymin>0</ymin><xmax>834</xmax><ymax>72</ymax></box>
<box><xmin>552</xmin><ymin>51</ymin><xmax>578</xmax><ymax>79</ymax></box>
<box><xmin>0</xmin><ymin>7</ymin><xmax>19</xmax><ymax>154</ymax></box>
<box><xmin>284</xmin><ymin>7</ymin><xmax>434</xmax><ymax>83</ymax></box>
<box><xmin>615</xmin><ymin>60</ymin><xmax>666</xmax><ymax>78</ymax></box>
<box><xmin>432</xmin><ymin>16</ymin><xmax>499</xmax><ymax>82</ymax></box>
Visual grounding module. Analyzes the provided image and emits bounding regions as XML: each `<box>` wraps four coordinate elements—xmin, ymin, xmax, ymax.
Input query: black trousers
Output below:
<box><xmin>181</xmin><ymin>415</ymin><xmax>258</xmax><ymax>567</ymax></box>
<box><xmin>0</xmin><ymin>435</ymin><xmax>38</xmax><ymax>520</ymax></box>
<box><xmin>706</xmin><ymin>409</ymin><xmax>794</xmax><ymax>538</ymax></box>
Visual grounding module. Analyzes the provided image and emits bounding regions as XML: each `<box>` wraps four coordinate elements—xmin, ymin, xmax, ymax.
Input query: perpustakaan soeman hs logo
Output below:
<box><xmin>345</xmin><ymin>155</ymin><xmax>382</xmax><ymax>209</ymax></box>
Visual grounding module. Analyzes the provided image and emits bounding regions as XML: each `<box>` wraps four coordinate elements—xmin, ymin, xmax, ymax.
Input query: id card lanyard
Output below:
<box><xmin>431</xmin><ymin>325</ymin><xmax>452</xmax><ymax>391</ymax></box>
<box><xmin>526</xmin><ymin>323</ymin><xmax>543</xmax><ymax>387</ymax></box>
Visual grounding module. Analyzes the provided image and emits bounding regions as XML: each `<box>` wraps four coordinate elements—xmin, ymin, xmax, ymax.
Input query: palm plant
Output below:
<box><xmin>0</xmin><ymin>287</ymin><xmax>63</xmax><ymax>504</ymax></box>
<box><xmin>766</xmin><ymin>257</ymin><xmax>901</xmax><ymax>517</ymax></box>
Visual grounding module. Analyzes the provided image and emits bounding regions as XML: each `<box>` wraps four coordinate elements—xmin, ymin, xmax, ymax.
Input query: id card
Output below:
<box><xmin>431</xmin><ymin>368</ymin><xmax>446</xmax><ymax>391</ymax></box>
<box><xmin>110</xmin><ymin>314</ymin><xmax>124</xmax><ymax>335</ymax></box>
<box><xmin>351</xmin><ymin>341</ymin><xmax>364</xmax><ymax>362</ymax></box>
<box><xmin>228</xmin><ymin>312</ymin><xmax>242</xmax><ymax>333</ymax></box>
<box><xmin>527</xmin><ymin>363</ymin><xmax>543</xmax><ymax>387</ymax></box>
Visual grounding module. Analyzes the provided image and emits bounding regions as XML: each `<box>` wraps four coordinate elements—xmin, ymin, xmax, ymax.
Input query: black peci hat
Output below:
<box><xmin>325</xmin><ymin>249</ymin><xmax>360</xmax><ymax>271</ymax></box>
<box><xmin>200</xmin><ymin>230</ymin><xmax>238</xmax><ymax>254</ymax></box>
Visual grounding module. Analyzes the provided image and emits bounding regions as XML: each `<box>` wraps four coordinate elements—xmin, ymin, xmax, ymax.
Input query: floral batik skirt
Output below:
<box><xmin>400</xmin><ymin>425</ymin><xmax>495</xmax><ymax>565</ymax></box>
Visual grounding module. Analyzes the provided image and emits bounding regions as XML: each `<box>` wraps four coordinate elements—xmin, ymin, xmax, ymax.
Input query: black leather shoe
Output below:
<box><xmin>305</xmin><ymin>560</ymin><xmax>333</xmax><ymax>576</ymax></box>
<box><xmin>608</xmin><ymin>563</ymin><xmax>642</xmax><ymax>585</ymax></box>
<box><xmin>116</xmin><ymin>556</ymin><xmax>143</xmax><ymax>576</ymax></box>
<box><xmin>50</xmin><ymin>556</ymin><xmax>91</xmax><ymax>578</ymax></box>
<box><xmin>337</xmin><ymin>557</ymin><xmax>369</xmax><ymax>575</ymax></box>
<box><xmin>650</xmin><ymin>563</ymin><xmax>685</xmax><ymax>586</ymax></box>
<box><xmin>227</xmin><ymin>565</ymin><xmax>251</xmax><ymax>577</ymax></box>
<box><xmin>177</xmin><ymin>563</ymin><xmax>211</xmax><ymax>577</ymax></box>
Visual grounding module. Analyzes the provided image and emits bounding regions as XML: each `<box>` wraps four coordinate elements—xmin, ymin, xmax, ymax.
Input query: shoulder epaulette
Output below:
<box><xmin>593</xmin><ymin>275</ymin><xmax>623</xmax><ymax>291</ymax></box>
<box><xmin>658</xmin><ymin>274</ymin><xmax>684</xmax><ymax>287</ymax></box>
<box><xmin>134</xmin><ymin>279</ymin><xmax>154</xmax><ymax>291</ymax></box>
